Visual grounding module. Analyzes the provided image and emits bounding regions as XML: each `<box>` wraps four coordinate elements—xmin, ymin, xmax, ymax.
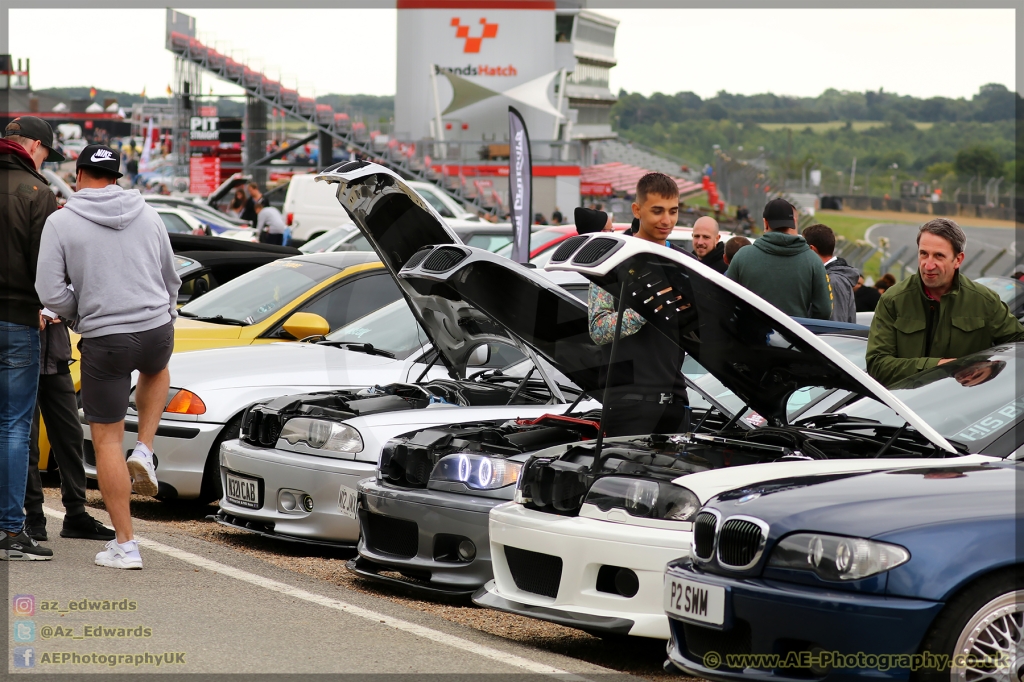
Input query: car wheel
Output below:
<box><xmin>197</xmin><ymin>415</ymin><xmax>242</xmax><ymax>505</ymax></box>
<box><xmin>913</xmin><ymin>568</ymin><xmax>1022</xmax><ymax>682</ymax></box>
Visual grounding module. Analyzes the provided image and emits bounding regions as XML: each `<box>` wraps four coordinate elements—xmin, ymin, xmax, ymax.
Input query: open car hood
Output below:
<box><xmin>545</xmin><ymin>233</ymin><xmax>955</xmax><ymax>453</ymax></box>
<box><xmin>315</xmin><ymin>162</ymin><xmax>596</xmax><ymax>386</ymax></box>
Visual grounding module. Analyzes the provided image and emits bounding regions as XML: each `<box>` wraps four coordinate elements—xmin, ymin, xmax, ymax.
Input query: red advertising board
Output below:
<box><xmin>189</xmin><ymin>156</ymin><xmax>220</xmax><ymax>196</ymax></box>
<box><xmin>580</xmin><ymin>182</ymin><xmax>613</xmax><ymax>196</ymax></box>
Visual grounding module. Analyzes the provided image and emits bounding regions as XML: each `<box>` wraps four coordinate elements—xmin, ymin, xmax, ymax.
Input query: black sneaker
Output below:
<box><xmin>60</xmin><ymin>512</ymin><xmax>116</xmax><ymax>541</ymax></box>
<box><xmin>25</xmin><ymin>515</ymin><xmax>47</xmax><ymax>542</ymax></box>
<box><xmin>1</xmin><ymin>530</ymin><xmax>54</xmax><ymax>561</ymax></box>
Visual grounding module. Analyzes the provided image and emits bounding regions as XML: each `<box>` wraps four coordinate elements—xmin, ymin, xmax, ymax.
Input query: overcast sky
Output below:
<box><xmin>10</xmin><ymin>8</ymin><xmax>1016</xmax><ymax>100</ymax></box>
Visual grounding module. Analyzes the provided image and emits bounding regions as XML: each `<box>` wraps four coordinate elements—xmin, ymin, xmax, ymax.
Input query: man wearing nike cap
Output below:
<box><xmin>35</xmin><ymin>144</ymin><xmax>181</xmax><ymax>570</ymax></box>
<box><xmin>1</xmin><ymin>116</ymin><xmax>63</xmax><ymax>561</ymax></box>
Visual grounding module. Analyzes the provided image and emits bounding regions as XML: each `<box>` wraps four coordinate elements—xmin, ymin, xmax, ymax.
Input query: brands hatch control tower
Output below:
<box><xmin>395</xmin><ymin>0</ymin><xmax>618</xmax><ymax>213</ymax></box>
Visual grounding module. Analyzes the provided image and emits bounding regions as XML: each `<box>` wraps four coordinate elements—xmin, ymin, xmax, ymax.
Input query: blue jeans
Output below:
<box><xmin>0</xmin><ymin>322</ymin><xmax>40</xmax><ymax>533</ymax></box>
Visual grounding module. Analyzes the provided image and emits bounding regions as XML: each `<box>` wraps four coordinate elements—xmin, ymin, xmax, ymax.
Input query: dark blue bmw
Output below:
<box><xmin>664</xmin><ymin>461</ymin><xmax>1021</xmax><ymax>682</ymax></box>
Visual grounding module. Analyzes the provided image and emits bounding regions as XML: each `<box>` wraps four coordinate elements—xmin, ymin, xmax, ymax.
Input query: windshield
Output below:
<box><xmin>299</xmin><ymin>228</ymin><xmax>349</xmax><ymax>253</ymax></box>
<box><xmin>179</xmin><ymin>259</ymin><xmax>337</xmax><ymax>325</ymax></box>
<box><xmin>841</xmin><ymin>348</ymin><xmax>1020</xmax><ymax>453</ymax></box>
<box><xmin>324</xmin><ymin>299</ymin><xmax>429</xmax><ymax>360</ymax></box>
<box><xmin>977</xmin><ymin>277</ymin><xmax>1023</xmax><ymax>306</ymax></box>
<box><xmin>686</xmin><ymin>334</ymin><xmax>868</xmax><ymax>424</ymax></box>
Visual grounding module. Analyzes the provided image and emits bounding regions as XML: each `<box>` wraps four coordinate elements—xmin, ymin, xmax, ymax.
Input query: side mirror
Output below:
<box><xmin>467</xmin><ymin>344</ymin><xmax>491</xmax><ymax>367</ymax></box>
<box><xmin>282</xmin><ymin>312</ymin><xmax>330</xmax><ymax>340</ymax></box>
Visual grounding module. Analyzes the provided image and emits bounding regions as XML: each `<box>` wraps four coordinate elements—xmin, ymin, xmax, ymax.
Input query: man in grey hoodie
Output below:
<box><xmin>35</xmin><ymin>145</ymin><xmax>180</xmax><ymax>570</ymax></box>
<box><xmin>802</xmin><ymin>223</ymin><xmax>859</xmax><ymax>324</ymax></box>
<box><xmin>726</xmin><ymin>198</ymin><xmax>832</xmax><ymax>319</ymax></box>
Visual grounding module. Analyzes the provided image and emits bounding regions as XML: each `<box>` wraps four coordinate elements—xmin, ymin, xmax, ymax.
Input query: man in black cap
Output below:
<box><xmin>36</xmin><ymin>144</ymin><xmax>180</xmax><ymax>569</ymax></box>
<box><xmin>725</xmin><ymin>198</ymin><xmax>831</xmax><ymax>319</ymax></box>
<box><xmin>1</xmin><ymin>116</ymin><xmax>63</xmax><ymax>560</ymax></box>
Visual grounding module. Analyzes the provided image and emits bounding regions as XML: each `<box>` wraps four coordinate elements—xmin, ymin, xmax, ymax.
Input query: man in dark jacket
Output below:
<box><xmin>803</xmin><ymin>223</ymin><xmax>859</xmax><ymax>323</ymax></box>
<box><xmin>25</xmin><ymin>315</ymin><xmax>115</xmax><ymax>542</ymax></box>
<box><xmin>691</xmin><ymin>216</ymin><xmax>727</xmax><ymax>273</ymax></box>
<box><xmin>866</xmin><ymin>218</ymin><xmax>1024</xmax><ymax>386</ymax></box>
<box><xmin>726</xmin><ymin>198</ymin><xmax>832</xmax><ymax>319</ymax></box>
<box><xmin>0</xmin><ymin>116</ymin><xmax>62</xmax><ymax>560</ymax></box>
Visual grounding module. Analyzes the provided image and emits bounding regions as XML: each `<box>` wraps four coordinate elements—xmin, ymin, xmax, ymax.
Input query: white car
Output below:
<box><xmin>153</xmin><ymin>206</ymin><xmax>209</xmax><ymax>235</ymax></box>
<box><xmin>473</xmin><ymin>232</ymin><xmax>1017</xmax><ymax>640</ymax></box>
<box><xmin>214</xmin><ymin>162</ymin><xmax>597</xmax><ymax>547</ymax></box>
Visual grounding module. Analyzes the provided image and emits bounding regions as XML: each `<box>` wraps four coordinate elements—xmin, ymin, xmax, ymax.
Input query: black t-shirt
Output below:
<box><xmin>855</xmin><ymin>285</ymin><xmax>882</xmax><ymax>312</ymax></box>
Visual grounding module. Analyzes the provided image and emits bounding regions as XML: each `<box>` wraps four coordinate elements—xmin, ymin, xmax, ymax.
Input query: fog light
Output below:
<box><xmin>301</xmin><ymin>495</ymin><xmax>314</xmax><ymax>512</ymax></box>
<box><xmin>614</xmin><ymin>567</ymin><xmax>640</xmax><ymax>598</ymax></box>
<box><xmin>280</xmin><ymin>491</ymin><xmax>297</xmax><ymax>511</ymax></box>
<box><xmin>457</xmin><ymin>540</ymin><xmax>476</xmax><ymax>561</ymax></box>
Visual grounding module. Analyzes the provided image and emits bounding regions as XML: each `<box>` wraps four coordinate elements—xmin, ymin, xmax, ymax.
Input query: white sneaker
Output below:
<box><xmin>126</xmin><ymin>449</ymin><xmax>159</xmax><ymax>496</ymax></box>
<box><xmin>94</xmin><ymin>540</ymin><xmax>142</xmax><ymax>570</ymax></box>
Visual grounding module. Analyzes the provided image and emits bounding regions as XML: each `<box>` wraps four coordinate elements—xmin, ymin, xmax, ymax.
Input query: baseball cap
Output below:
<box><xmin>574</xmin><ymin>207</ymin><xmax>608</xmax><ymax>234</ymax></box>
<box><xmin>4</xmin><ymin>116</ymin><xmax>65</xmax><ymax>162</ymax></box>
<box><xmin>76</xmin><ymin>144</ymin><xmax>123</xmax><ymax>178</ymax></box>
<box><xmin>762</xmin><ymin>198</ymin><xmax>797</xmax><ymax>229</ymax></box>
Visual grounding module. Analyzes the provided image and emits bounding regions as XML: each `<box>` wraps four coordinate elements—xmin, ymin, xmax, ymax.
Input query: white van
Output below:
<box><xmin>281</xmin><ymin>173</ymin><xmax>353</xmax><ymax>242</ymax></box>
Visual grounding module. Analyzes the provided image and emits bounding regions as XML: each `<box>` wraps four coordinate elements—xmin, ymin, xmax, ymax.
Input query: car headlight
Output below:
<box><xmin>430</xmin><ymin>453</ymin><xmax>522</xmax><ymax>490</ymax></box>
<box><xmin>280</xmin><ymin>418</ymin><xmax>363</xmax><ymax>453</ymax></box>
<box><xmin>768</xmin><ymin>533</ymin><xmax>910</xmax><ymax>581</ymax></box>
<box><xmin>583</xmin><ymin>477</ymin><xmax>700</xmax><ymax>521</ymax></box>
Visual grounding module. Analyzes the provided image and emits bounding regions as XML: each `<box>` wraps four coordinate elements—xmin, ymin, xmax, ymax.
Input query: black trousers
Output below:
<box><xmin>602</xmin><ymin>394</ymin><xmax>690</xmax><ymax>438</ymax></box>
<box><xmin>259</xmin><ymin>232</ymin><xmax>284</xmax><ymax>245</ymax></box>
<box><xmin>26</xmin><ymin>372</ymin><xmax>87</xmax><ymax>518</ymax></box>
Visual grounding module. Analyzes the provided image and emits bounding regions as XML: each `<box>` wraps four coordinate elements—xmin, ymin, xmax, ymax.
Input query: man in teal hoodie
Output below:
<box><xmin>726</xmin><ymin>198</ymin><xmax>832</xmax><ymax>319</ymax></box>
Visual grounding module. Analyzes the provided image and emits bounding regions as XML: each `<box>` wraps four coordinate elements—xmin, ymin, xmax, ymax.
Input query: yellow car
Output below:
<box><xmin>38</xmin><ymin>252</ymin><xmax>401</xmax><ymax>469</ymax></box>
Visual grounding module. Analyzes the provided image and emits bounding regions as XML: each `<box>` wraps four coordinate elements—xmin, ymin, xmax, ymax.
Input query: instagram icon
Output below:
<box><xmin>12</xmin><ymin>595</ymin><xmax>35</xmax><ymax>617</ymax></box>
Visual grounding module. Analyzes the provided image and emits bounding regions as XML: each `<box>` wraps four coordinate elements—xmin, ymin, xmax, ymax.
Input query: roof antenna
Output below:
<box><xmin>592</xmin><ymin>280</ymin><xmax>629</xmax><ymax>471</ymax></box>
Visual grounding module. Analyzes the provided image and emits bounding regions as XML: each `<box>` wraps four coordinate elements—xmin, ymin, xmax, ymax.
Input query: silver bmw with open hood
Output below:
<box><xmin>214</xmin><ymin>162</ymin><xmax>598</xmax><ymax>547</ymax></box>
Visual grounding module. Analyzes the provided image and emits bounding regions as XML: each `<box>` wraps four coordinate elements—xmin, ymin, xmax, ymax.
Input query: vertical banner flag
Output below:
<box><xmin>139</xmin><ymin>118</ymin><xmax>156</xmax><ymax>172</ymax></box>
<box><xmin>508</xmin><ymin>106</ymin><xmax>532</xmax><ymax>264</ymax></box>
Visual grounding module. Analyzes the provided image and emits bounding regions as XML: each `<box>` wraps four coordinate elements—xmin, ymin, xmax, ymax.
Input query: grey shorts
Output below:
<box><xmin>79</xmin><ymin>322</ymin><xmax>174</xmax><ymax>424</ymax></box>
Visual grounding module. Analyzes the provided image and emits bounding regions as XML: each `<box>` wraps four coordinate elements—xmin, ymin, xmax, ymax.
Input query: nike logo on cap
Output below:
<box><xmin>91</xmin><ymin>149</ymin><xmax>114</xmax><ymax>162</ymax></box>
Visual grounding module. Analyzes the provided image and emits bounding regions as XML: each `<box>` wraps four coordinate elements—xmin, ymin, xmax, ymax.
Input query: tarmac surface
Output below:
<box><xmin>6</xmin><ymin>499</ymin><xmax>647</xmax><ymax>679</ymax></box>
<box><xmin>866</xmin><ymin>223</ymin><xmax>1020</xmax><ymax>279</ymax></box>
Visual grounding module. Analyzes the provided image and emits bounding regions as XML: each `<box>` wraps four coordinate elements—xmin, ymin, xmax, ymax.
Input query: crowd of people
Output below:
<box><xmin>3</xmin><ymin>120</ymin><xmax>1023</xmax><ymax>568</ymax></box>
<box><xmin>2</xmin><ymin>117</ymin><xmax>179</xmax><ymax>565</ymax></box>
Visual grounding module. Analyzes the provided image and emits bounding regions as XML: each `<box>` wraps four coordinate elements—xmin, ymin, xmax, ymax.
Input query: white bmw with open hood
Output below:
<box><xmin>472</xmin><ymin>231</ymin><xmax>1019</xmax><ymax>640</ymax></box>
<box><xmin>214</xmin><ymin>161</ymin><xmax>599</xmax><ymax>546</ymax></box>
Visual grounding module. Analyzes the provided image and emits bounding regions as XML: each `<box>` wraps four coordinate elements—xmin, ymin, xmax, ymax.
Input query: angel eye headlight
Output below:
<box><xmin>280</xmin><ymin>418</ymin><xmax>363</xmax><ymax>453</ymax></box>
<box><xmin>769</xmin><ymin>533</ymin><xmax>910</xmax><ymax>581</ymax></box>
<box><xmin>583</xmin><ymin>477</ymin><xmax>700</xmax><ymax>521</ymax></box>
<box><xmin>430</xmin><ymin>453</ymin><xmax>522</xmax><ymax>490</ymax></box>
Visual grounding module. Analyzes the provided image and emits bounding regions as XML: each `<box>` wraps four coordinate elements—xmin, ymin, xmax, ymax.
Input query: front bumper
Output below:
<box><xmin>217</xmin><ymin>438</ymin><xmax>375</xmax><ymax>546</ymax></box>
<box><xmin>478</xmin><ymin>502</ymin><xmax>692</xmax><ymax>639</ymax></box>
<box><xmin>83</xmin><ymin>415</ymin><xmax>225</xmax><ymax>499</ymax></box>
<box><xmin>664</xmin><ymin>563</ymin><xmax>944</xmax><ymax>682</ymax></box>
<box><xmin>352</xmin><ymin>478</ymin><xmax>507</xmax><ymax>596</ymax></box>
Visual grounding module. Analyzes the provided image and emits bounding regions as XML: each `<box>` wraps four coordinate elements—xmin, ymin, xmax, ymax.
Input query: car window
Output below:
<box><xmin>160</xmin><ymin>213</ymin><xmax>192</xmax><ymax>233</ymax></box>
<box><xmin>686</xmin><ymin>335</ymin><xmax>868</xmax><ymax>423</ymax></box>
<box><xmin>466</xmin><ymin>234</ymin><xmax>513</xmax><ymax>252</ymax></box>
<box><xmin>416</xmin><ymin>188</ymin><xmax>455</xmax><ymax>218</ymax></box>
<box><xmin>291</xmin><ymin>272</ymin><xmax>401</xmax><ymax>334</ymax></box>
<box><xmin>484</xmin><ymin>342</ymin><xmax>526</xmax><ymax>368</ymax></box>
<box><xmin>341</xmin><ymin>233</ymin><xmax>372</xmax><ymax>251</ymax></box>
<box><xmin>179</xmin><ymin>259</ymin><xmax>337</xmax><ymax>325</ymax></box>
<box><xmin>300</xmin><ymin>228</ymin><xmax>348</xmax><ymax>253</ymax></box>
<box><xmin>843</xmin><ymin>348</ymin><xmax>1021</xmax><ymax>453</ymax></box>
<box><xmin>326</xmin><ymin>299</ymin><xmax>428</xmax><ymax>360</ymax></box>
<box><xmin>976</xmin><ymin>278</ymin><xmax>1024</xmax><ymax>307</ymax></box>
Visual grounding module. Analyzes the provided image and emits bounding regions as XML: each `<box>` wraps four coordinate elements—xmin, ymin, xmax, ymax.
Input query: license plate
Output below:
<box><xmin>225</xmin><ymin>473</ymin><xmax>260</xmax><ymax>509</ymax></box>
<box><xmin>338</xmin><ymin>485</ymin><xmax>357</xmax><ymax>519</ymax></box>
<box><xmin>664</xmin><ymin>575</ymin><xmax>726</xmax><ymax>626</ymax></box>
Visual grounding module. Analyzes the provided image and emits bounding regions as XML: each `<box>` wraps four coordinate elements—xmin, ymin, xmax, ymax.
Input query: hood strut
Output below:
<box><xmin>592</xmin><ymin>280</ymin><xmax>629</xmax><ymax>469</ymax></box>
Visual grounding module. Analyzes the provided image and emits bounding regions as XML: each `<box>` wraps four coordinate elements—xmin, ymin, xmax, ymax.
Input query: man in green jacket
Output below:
<box><xmin>866</xmin><ymin>218</ymin><xmax>1024</xmax><ymax>387</ymax></box>
<box><xmin>726</xmin><ymin>198</ymin><xmax>832</xmax><ymax>319</ymax></box>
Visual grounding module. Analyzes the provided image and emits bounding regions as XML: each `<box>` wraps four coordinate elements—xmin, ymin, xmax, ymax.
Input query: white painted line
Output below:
<box><xmin>42</xmin><ymin>506</ymin><xmax>599</xmax><ymax>680</ymax></box>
